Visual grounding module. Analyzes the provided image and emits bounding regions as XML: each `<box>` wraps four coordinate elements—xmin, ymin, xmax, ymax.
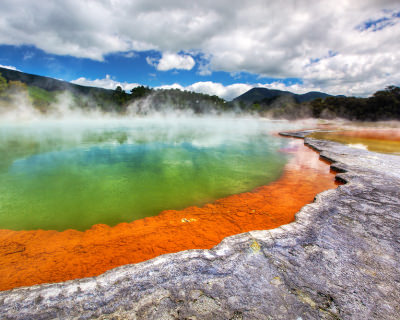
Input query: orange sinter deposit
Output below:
<box><xmin>321</xmin><ymin>128</ymin><xmax>400</xmax><ymax>141</ymax></box>
<box><xmin>0</xmin><ymin>138</ymin><xmax>340</xmax><ymax>291</ymax></box>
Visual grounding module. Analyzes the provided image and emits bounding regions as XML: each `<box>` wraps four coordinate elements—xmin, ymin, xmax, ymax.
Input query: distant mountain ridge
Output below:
<box><xmin>232</xmin><ymin>87</ymin><xmax>333</xmax><ymax>103</ymax></box>
<box><xmin>0</xmin><ymin>67</ymin><xmax>334</xmax><ymax>104</ymax></box>
<box><xmin>0</xmin><ymin>67</ymin><xmax>228</xmax><ymax>114</ymax></box>
<box><xmin>0</xmin><ymin>67</ymin><xmax>113</xmax><ymax>96</ymax></box>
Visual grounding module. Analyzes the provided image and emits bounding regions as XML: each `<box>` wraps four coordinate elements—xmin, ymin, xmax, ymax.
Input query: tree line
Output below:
<box><xmin>1</xmin><ymin>71</ymin><xmax>399</xmax><ymax>120</ymax></box>
<box><xmin>245</xmin><ymin>86</ymin><xmax>400</xmax><ymax>120</ymax></box>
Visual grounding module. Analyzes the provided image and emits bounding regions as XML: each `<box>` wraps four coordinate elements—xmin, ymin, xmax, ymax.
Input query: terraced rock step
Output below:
<box><xmin>1</xmin><ymin>133</ymin><xmax>399</xmax><ymax>320</ymax></box>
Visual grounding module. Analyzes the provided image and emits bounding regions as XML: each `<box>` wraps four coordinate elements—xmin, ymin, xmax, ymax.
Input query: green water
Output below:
<box><xmin>0</xmin><ymin>117</ymin><xmax>297</xmax><ymax>231</ymax></box>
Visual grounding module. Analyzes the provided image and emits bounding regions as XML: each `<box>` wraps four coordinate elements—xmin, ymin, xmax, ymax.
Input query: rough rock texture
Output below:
<box><xmin>1</xmin><ymin>133</ymin><xmax>399</xmax><ymax>320</ymax></box>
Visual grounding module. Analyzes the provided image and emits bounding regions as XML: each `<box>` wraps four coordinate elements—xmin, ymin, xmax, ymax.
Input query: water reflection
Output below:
<box><xmin>0</xmin><ymin>118</ymin><xmax>292</xmax><ymax>231</ymax></box>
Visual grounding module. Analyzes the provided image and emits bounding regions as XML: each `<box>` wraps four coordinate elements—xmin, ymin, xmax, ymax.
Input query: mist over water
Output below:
<box><xmin>0</xmin><ymin>102</ymin><xmax>309</xmax><ymax>231</ymax></box>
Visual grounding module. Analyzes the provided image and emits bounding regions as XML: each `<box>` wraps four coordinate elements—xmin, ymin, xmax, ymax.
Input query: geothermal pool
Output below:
<box><xmin>0</xmin><ymin>117</ymin><xmax>341</xmax><ymax>290</ymax></box>
<box><xmin>0</xmin><ymin>117</ymin><xmax>302</xmax><ymax>231</ymax></box>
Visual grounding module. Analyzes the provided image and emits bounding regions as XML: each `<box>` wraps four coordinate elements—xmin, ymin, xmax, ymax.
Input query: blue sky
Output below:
<box><xmin>0</xmin><ymin>44</ymin><xmax>289</xmax><ymax>86</ymax></box>
<box><xmin>0</xmin><ymin>44</ymin><xmax>300</xmax><ymax>100</ymax></box>
<box><xmin>0</xmin><ymin>1</ymin><xmax>399</xmax><ymax>100</ymax></box>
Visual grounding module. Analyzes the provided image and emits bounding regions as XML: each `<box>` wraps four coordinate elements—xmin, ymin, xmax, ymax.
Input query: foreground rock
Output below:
<box><xmin>1</xmin><ymin>133</ymin><xmax>399</xmax><ymax>320</ymax></box>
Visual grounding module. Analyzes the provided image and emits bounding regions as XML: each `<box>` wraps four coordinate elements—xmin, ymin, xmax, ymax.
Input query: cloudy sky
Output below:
<box><xmin>0</xmin><ymin>0</ymin><xmax>399</xmax><ymax>100</ymax></box>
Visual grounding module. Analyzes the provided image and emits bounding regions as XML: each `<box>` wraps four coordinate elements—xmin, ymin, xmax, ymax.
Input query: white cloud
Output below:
<box><xmin>145</xmin><ymin>57</ymin><xmax>158</xmax><ymax>68</ymax></box>
<box><xmin>147</xmin><ymin>52</ymin><xmax>195</xmax><ymax>71</ymax></box>
<box><xmin>23</xmin><ymin>51</ymin><xmax>34</xmax><ymax>60</ymax></box>
<box><xmin>187</xmin><ymin>82</ymin><xmax>253</xmax><ymax>100</ymax></box>
<box><xmin>0</xmin><ymin>64</ymin><xmax>18</xmax><ymax>71</ymax></box>
<box><xmin>157</xmin><ymin>82</ymin><xmax>272</xmax><ymax>100</ymax></box>
<box><xmin>69</xmin><ymin>74</ymin><xmax>383</xmax><ymax>101</ymax></box>
<box><xmin>197</xmin><ymin>62</ymin><xmax>212</xmax><ymax>76</ymax></box>
<box><xmin>0</xmin><ymin>0</ymin><xmax>399</xmax><ymax>95</ymax></box>
<box><xmin>155</xmin><ymin>83</ymin><xmax>184</xmax><ymax>91</ymax></box>
<box><xmin>121</xmin><ymin>51</ymin><xmax>137</xmax><ymax>58</ymax></box>
<box><xmin>70</xmin><ymin>77</ymin><xmax>249</xmax><ymax>100</ymax></box>
<box><xmin>156</xmin><ymin>80</ymin><xmax>341</xmax><ymax>100</ymax></box>
<box><xmin>71</xmin><ymin>75</ymin><xmax>140</xmax><ymax>92</ymax></box>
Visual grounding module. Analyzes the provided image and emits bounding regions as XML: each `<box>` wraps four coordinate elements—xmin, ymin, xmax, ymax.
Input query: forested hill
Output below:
<box><xmin>0</xmin><ymin>67</ymin><xmax>113</xmax><ymax>96</ymax></box>
<box><xmin>232</xmin><ymin>87</ymin><xmax>332</xmax><ymax>104</ymax></box>
<box><xmin>0</xmin><ymin>68</ymin><xmax>227</xmax><ymax>114</ymax></box>
<box><xmin>231</xmin><ymin>85</ymin><xmax>400</xmax><ymax>121</ymax></box>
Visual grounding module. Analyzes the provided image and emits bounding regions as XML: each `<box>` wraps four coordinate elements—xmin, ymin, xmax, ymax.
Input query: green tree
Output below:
<box><xmin>112</xmin><ymin>86</ymin><xmax>128</xmax><ymax>111</ymax></box>
<box><xmin>130</xmin><ymin>86</ymin><xmax>152</xmax><ymax>99</ymax></box>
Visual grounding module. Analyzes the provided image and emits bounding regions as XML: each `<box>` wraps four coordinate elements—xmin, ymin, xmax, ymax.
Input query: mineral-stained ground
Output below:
<box><xmin>0</xmin><ymin>132</ymin><xmax>399</xmax><ymax>320</ymax></box>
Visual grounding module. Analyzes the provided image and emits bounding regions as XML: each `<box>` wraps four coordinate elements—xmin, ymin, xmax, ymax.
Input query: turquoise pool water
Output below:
<box><xmin>0</xmin><ymin>117</ymin><xmax>298</xmax><ymax>231</ymax></box>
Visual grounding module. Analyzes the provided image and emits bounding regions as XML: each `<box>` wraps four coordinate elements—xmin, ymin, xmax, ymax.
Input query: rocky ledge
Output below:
<box><xmin>1</xmin><ymin>133</ymin><xmax>399</xmax><ymax>320</ymax></box>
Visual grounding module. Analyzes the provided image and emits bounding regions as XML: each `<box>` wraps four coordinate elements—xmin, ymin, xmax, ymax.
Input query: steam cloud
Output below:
<box><xmin>0</xmin><ymin>88</ymin><xmax>243</xmax><ymax>122</ymax></box>
<box><xmin>0</xmin><ymin>87</ymin><xmax>319</xmax><ymax>142</ymax></box>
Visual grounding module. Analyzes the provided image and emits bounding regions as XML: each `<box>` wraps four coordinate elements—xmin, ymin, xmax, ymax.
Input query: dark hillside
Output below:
<box><xmin>0</xmin><ymin>68</ymin><xmax>228</xmax><ymax>114</ymax></box>
<box><xmin>0</xmin><ymin>67</ymin><xmax>113</xmax><ymax>96</ymax></box>
<box><xmin>296</xmin><ymin>91</ymin><xmax>331</xmax><ymax>103</ymax></box>
<box><xmin>233</xmin><ymin>87</ymin><xmax>332</xmax><ymax>104</ymax></box>
<box><xmin>233</xmin><ymin>87</ymin><xmax>292</xmax><ymax>103</ymax></box>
